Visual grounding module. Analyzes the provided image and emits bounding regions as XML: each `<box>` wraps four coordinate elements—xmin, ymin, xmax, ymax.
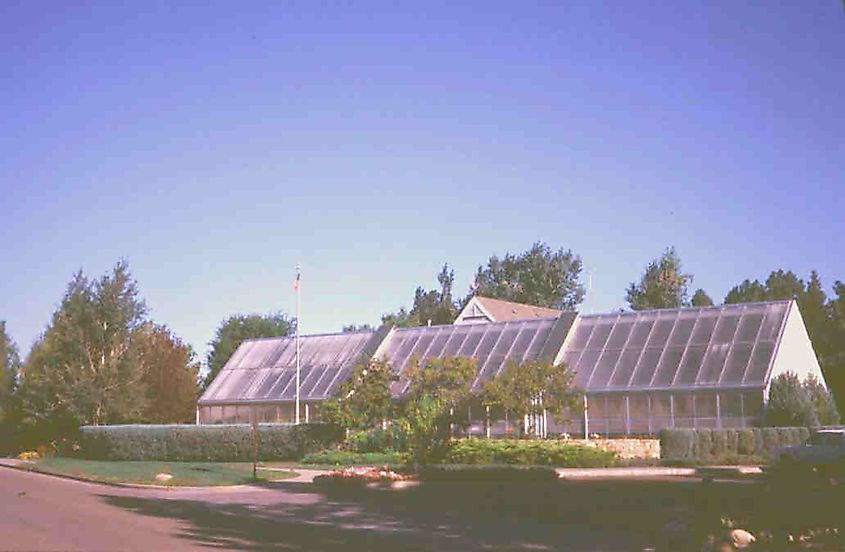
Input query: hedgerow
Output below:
<box><xmin>79</xmin><ymin>423</ymin><xmax>342</xmax><ymax>461</ymax></box>
<box><xmin>445</xmin><ymin>439</ymin><xmax>617</xmax><ymax>467</ymax></box>
<box><xmin>659</xmin><ymin>427</ymin><xmax>810</xmax><ymax>464</ymax></box>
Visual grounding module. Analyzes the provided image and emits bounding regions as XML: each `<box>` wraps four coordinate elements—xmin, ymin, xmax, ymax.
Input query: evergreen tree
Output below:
<box><xmin>381</xmin><ymin>263</ymin><xmax>459</xmax><ymax>327</ymax></box>
<box><xmin>0</xmin><ymin>321</ymin><xmax>19</xmax><ymax>416</ymax></box>
<box><xmin>626</xmin><ymin>247</ymin><xmax>692</xmax><ymax>310</ymax></box>
<box><xmin>766</xmin><ymin>372</ymin><xmax>818</xmax><ymax>427</ymax></box>
<box><xmin>803</xmin><ymin>374</ymin><xmax>841</xmax><ymax>426</ymax></box>
<box><xmin>724</xmin><ymin>279</ymin><xmax>768</xmax><ymax>304</ymax></box>
<box><xmin>691</xmin><ymin>289</ymin><xmax>714</xmax><ymax>307</ymax></box>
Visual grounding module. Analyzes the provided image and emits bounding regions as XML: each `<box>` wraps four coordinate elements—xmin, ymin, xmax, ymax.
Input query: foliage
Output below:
<box><xmin>659</xmin><ymin>427</ymin><xmax>810</xmax><ymax>463</ymax></box>
<box><xmin>0</xmin><ymin>321</ymin><xmax>19</xmax><ymax>418</ymax></box>
<box><xmin>136</xmin><ymin>324</ymin><xmax>200</xmax><ymax>424</ymax></box>
<box><xmin>397</xmin><ymin>356</ymin><xmax>478</xmax><ymax>467</ymax></box>
<box><xmin>17</xmin><ymin>262</ymin><xmax>149</xmax><ymax>443</ymax></box>
<box><xmin>766</xmin><ymin>372</ymin><xmax>818</xmax><ymax>427</ymax></box>
<box><xmin>468</xmin><ymin>242</ymin><xmax>585</xmax><ymax>310</ymax></box>
<box><xmin>301</xmin><ymin>450</ymin><xmax>408</xmax><ymax>466</ymax></box>
<box><xmin>481</xmin><ymin>360</ymin><xmax>582</xmax><ymax>436</ymax></box>
<box><xmin>445</xmin><ymin>439</ymin><xmax>617</xmax><ymax>467</ymax></box>
<box><xmin>204</xmin><ymin>312</ymin><xmax>295</xmax><ymax>388</ymax></box>
<box><xmin>341</xmin><ymin>323</ymin><xmax>375</xmax><ymax>332</ymax></box>
<box><xmin>690</xmin><ymin>289</ymin><xmax>714</xmax><ymax>307</ymax></box>
<box><xmin>723</xmin><ymin>269</ymin><xmax>845</xmax><ymax>418</ymax></box>
<box><xmin>345</xmin><ymin>426</ymin><xmax>409</xmax><ymax>453</ymax></box>
<box><xmin>78</xmin><ymin>423</ymin><xmax>342</xmax><ymax>461</ymax></box>
<box><xmin>381</xmin><ymin>263</ymin><xmax>458</xmax><ymax>327</ymax></box>
<box><xmin>322</xmin><ymin>359</ymin><xmax>396</xmax><ymax>431</ymax></box>
<box><xmin>803</xmin><ymin>374</ymin><xmax>841</xmax><ymax>426</ymax></box>
<box><xmin>626</xmin><ymin>246</ymin><xmax>692</xmax><ymax>310</ymax></box>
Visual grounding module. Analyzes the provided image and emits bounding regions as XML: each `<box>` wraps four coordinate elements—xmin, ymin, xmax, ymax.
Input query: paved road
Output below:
<box><xmin>1</xmin><ymin>466</ymin><xmax>718</xmax><ymax>551</ymax></box>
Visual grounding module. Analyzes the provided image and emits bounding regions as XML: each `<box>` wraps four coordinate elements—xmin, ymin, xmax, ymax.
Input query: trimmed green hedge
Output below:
<box><xmin>445</xmin><ymin>439</ymin><xmax>617</xmax><ymax>467</ymax></box>
<box><xmin>79</xmin><ymin>423</ymin><xmax>342</xmax><ymax>461</ymax></box>
<box><xmin>302</xmin><ymin>450</ymin><xmax>408</xmax><ymax>466</ymax></box>
<box><xmin>660</xmin><ymin>427</ymin><xmax>810</xmax><ymax>464</ymax></box>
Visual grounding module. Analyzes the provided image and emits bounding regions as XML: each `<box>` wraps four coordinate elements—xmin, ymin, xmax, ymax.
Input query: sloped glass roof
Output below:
<box><xmin>560</xmin><ymin>301</ymin><xmax>790</xmax><ymax>392</ymax></box>
<box><xmin>379</xmin><ymin>314</ymin><xmax>576</xmax><ymax>395</ymax></box>
<box><xmin>199</xmin><ymin>329</ymin><xmax>382</xmax><ymax>404</ymax></box>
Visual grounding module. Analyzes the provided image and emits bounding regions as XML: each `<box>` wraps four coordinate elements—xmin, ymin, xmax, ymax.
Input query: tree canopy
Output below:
<box><xmin>322</xmin><ymin>358</ymin><xmax>396</xmax><ymax>431</ymax></box>
<box><xmin>205</xmin><ymin>312</ymin><xmax>295</xmax><ymax>388</ymax></box>
<box><xmin>136</xmin><ymin>324</ymin><xmax>200</xmax><ymax>423</ymax></box>
<box><xmin>626</xmin><ymin>247</ymin><xmax>692</xmax><ymax>310</ymax></box>
<box><xmin>0</xmin><ymin>321</ymin><xmax>20</xmax><ymax>420</ymax></box>
<box><xmin>690</xmin><ymin>289</ymin><xmax>714</xmax><ymax>307</ymax></box>
<box><xmin>482</xmin><ymin>359</ymin><xmax>581</xmax><ymax>436</ymax></box>
<box><xmin>468</xmin><ymin>242</ymin><xmax>585</xmax><ymax>310</ymax></box>
<box><xmin>766</xmin><ymin>372</ymin><xmax>819</xmax><ymax>427</ymax></box>
<box><xmin>380</xmin><ymin>264</ymin><xmax>459</xmax><ymax>327</ymax></box>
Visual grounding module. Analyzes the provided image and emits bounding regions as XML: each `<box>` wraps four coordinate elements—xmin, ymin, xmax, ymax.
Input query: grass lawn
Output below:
<box><xmin>22</xmin><ymin>458</ymin><xmax>298</xmax><ymax>486</ymax></box>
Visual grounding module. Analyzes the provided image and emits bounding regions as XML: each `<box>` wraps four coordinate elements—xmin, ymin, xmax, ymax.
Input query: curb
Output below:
<box><xmin>0</xmin><ymin>461</ymin><xmax>295</xmax><ymax>490</ymax></box>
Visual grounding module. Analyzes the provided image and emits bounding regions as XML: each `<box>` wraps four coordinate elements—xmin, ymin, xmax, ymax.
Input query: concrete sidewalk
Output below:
<box><xmin>556</xmin><ymin>465</ymin><xmax>762</xmax><ymax>479</ymax></box>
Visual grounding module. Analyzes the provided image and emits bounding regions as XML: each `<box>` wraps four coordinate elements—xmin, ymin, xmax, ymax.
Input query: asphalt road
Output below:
<box><xmin>10</xmin><ymin>465</ymin><xmax>783</xmax><ymax>551</ymax></box>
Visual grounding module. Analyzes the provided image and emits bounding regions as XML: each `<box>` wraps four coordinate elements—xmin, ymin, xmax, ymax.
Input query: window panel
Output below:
<box><xmin>609</xmin><ymin>349</ymin><xmax>642</xmax><ymax>388</ymax></box>
<box><xmin>719</xmin><ymin>391</ymin><xmax>742</xmax><ymax>417</ymax></box>
<box><xmin>646</xmin><ymin>319</ymin><xmax>675</xmax><ymax>348</ymax></box>
<box><xmin>689</xmin><ymin>315</ymin><xmax>718</xmax><ymax>345</ymax></box>
<box><xmin>759</xmin><ymin>304</ymin><xmax>788</xmax><ymax>341</ymax></box>
<box><xmin>696</xmin><ymin>344</ymin><xmax>730</xmax><ymax>384</ymax></box>
<box><xmin>574</xmin><ymin>350</ymin><xmax>601</xmax><ymax>388</ymax></box>
<box><xmin>568</xmin><ymin>321</ymin><xmax>595</xmax><ymax>350</ymax></box>
<box><xmin>720</xmin><ymin>343</ymin><xmax>753</xmax><ymax>384</ymax></box>
<box><xmin>694</xmin><ymin>392</ymin><xmax>717</xmax><ymax>418</ymax></box>
<box><xmin>744</xmin><ymin>342</ymin><xmax>776</xmax><ymax>384</ymax></box>
<box><xmin>585</xmin><ymin>322</ymin><xmax>613</xmax><ymax>350</ymax></box>
<box><xmin>606</xmin><ymin>322</ymin><xmax>633</xmax><ymax>349</ymax></box>
<box><xmin>626</xmin><ymin>319</ymin><xmax>655</xmax><ymax>348</ymax></box>
<box><xmin>669</xmin><ymin>318</ymin><xmax>696</xmax><ymax>347</ymax></box>
<box><xmin>674</xmin><ymin>346</ymin><xmax>707</xmax><ymax>385</ymax></box>
<box><xmin>712</xmin><ymin>316</ymin><xmax>740</xmax><ymax>344</ymax></box>
<box><xmin>673</xmin><ymin>393</ymin><xmax>693</xmax><ymax>417</ymax></box>
<box><xmin>630</xmin><ymin>348</ymin><xmax>663</xmax><ymax>387</ymax></box>
<box><xmin>651</xmin><ymin>347</ymin><xmax>685</xmax><ymax>386</ymax></box>
<box><xmin>735</xmin><ymin>312</ymin><xmax>764</xmax><ymax>343</ymax></box>
<box><xmin>588</xmin><ymin>349</ymin><xmax>622</xmax><ymax>389</ymax></box>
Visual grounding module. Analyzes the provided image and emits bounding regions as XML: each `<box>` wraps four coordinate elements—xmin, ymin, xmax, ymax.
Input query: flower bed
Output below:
<box><xmin>313</xmin><ymin>466</ymin><xmax>414</xmax><ymax>488</ymax></box>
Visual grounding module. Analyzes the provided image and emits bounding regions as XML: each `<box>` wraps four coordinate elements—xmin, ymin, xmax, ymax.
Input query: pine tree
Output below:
<box><xmin>626</xmin><ymin>247</ymin><xmax>692</xmax><ymax>310</ymax></box>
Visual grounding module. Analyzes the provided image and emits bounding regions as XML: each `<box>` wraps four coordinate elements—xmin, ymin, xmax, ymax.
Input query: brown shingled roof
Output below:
<box><xmin>474</xmin><ymin>296</ymin><xmax>562</xmax><ymax>321</ymax></box>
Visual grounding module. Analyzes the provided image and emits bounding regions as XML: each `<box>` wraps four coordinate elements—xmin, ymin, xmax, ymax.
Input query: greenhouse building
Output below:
<box><xmin>198</xmin><ymin>298</ymin><xmax>825</xmax><ymax>436</ymax></box>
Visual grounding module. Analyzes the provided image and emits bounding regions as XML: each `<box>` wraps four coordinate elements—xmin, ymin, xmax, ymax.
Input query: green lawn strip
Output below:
<box><xmin>25</xmin><ymin>458</ymin><xmax>297</xmax><ymax>486</ymax></box>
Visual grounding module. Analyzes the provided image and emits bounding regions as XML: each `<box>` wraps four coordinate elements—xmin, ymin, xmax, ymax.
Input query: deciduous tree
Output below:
<box><xmin>469</xmin><ymin>242</ymin><xmax>585</xmax><ymax>310</ymax></box>
<box><xmin>322</xmin><ymin>359</ymin><xmax>396</xmax><ymax>431</ymax></box>
<box><xmin>136</xmin><ymin>324</ymin><xmax>200</xmax><ymax>423</ymax></box>
<box><xmin>766</xmin><ymin>372</ymin><xmax>818</xmax><ymax>427</ymax></box>
<box><xmin>0</xmin><ymin>321</ymin><xmax>19</xmax><ymax>421</ymax></box>
<box><xmin>691</xmin><ymin>289</ymin><xmax>714</xmax><ymax>307</ymax></box>
<box><xmin>17</xmin><ymin>262</ymin><xmax>149</xmax><ymax>442</ymax></box>
<box><xmin>482</xmin><ymin>360</ymin><xmax>581</xmax><ymax>437</ymax></box>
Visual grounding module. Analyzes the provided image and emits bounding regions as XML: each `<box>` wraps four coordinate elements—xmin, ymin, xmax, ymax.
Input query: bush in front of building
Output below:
<box><xmin>659</xmin><ymin>427</ymin><xmax>810</xmax><ymax>464</ymax></box>
<box><xmin>445</xmin><ymin>438</ymin><xmax>617</xmax><ymax>467</ymax></box>
<box><xmin>301</xmin><ymin>450</ymin><xmax>408</xmax><ymax>466</ymax></box>
<box><xmin>79</xmin><ymin>423</ymin><xmax>342</xmax><ymax>461</ymax></box>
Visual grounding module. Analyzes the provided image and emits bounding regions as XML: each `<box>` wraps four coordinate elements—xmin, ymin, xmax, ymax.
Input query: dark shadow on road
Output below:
<box><xmin>95</xmin><ymin>479</ymin><xmax>714</xmax><ymax>551</ymax></box>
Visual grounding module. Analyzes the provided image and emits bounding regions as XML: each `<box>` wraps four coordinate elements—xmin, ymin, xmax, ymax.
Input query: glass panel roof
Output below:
<box><xmin>564</xmin><ymin>301</ymin><xmax>790</xmax><ymax>391</ymax></box>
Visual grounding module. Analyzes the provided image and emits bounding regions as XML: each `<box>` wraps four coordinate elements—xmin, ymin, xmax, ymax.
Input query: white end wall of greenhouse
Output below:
<box><xmin>767</xmin><ymin>300</ymin><xmax>826</xmax><ymax>392</ymax></box>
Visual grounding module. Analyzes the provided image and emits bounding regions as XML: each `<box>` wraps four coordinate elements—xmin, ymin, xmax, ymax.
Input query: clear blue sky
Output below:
<box><xmin>2</xmin><ymin>2</ymin><xmax>843</xmax><ymax>363</ymax></box>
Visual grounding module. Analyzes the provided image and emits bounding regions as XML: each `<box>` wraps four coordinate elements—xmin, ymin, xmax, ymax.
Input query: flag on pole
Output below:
<box><xmin>293</xmin><ymin>267</ymin><xmax>301</xmax><ymax>291</ymax></box>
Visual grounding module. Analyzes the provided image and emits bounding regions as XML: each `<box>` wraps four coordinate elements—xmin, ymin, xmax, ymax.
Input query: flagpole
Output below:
<box><xmin>295</xmin><ymin>264</ymin><xmax>301</xmax><ymax>425</ymax></box>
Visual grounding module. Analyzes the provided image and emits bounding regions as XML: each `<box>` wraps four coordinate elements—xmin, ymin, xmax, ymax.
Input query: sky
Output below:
<box><xmin>1</xmin><ymin>1</ymin><xmax>843</xmax><ymax>364</ymax></box>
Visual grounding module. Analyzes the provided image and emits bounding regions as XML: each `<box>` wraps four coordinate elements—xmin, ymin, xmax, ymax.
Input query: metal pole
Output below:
<box><xmin>295</xmin><ymin>264</ymin><xmax>301</xmax><ymax>425</ymax></box>
<box><xmin>583</xmin><ymin>395</ymin><xmax>589</xmax><ymax>440</ymax></box>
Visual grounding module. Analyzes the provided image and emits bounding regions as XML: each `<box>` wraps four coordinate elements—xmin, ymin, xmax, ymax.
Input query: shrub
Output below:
<box><xmin>345</xmin><ymin>425</ymin><xmax>409</xmax><ymax>453</ymax></box>
<box><xmin>302</xmin><ymin>450</ymin><xmax>407</xmax><ymax>466</ymax></box>
<box><xmin>445</xmin><ymin>439</ymin><xmax>617</xmax><ymax>467</ymax></box>
<box><xmin>659</xmin><ymin>429</ymin><xmax>696</xmax><ymax>461</ymax></box>
<box><xmin>79</xmin><ymin>423</ymin><xmax>342</xmax><ymax>461</ymax></box>
<box><xmin>660</xmin><ymin>427</ymin><xmax>810</xmax><ymax>464</ymax></box>
<box><xmin>767</xmin><ymin>373</ymin><xmax>818</xmax><ymax>427</ymax></box>
<box><xmin>737</xmin><ymin>429</ymin><xmax>755</xmax><ymax>455</ymax></box>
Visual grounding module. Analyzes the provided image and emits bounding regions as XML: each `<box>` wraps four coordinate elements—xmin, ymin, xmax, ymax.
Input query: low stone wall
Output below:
<box><xmin>567</xmin><ymin>438</ymin><xmax>660</xmax><ymax>460</ymax></box>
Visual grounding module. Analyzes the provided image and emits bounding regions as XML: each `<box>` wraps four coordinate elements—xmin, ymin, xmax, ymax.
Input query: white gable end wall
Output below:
<box><xmin>767</xmin><ymin>300</ymin><xmax>826</xmax><ymax>394</ymax></box>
